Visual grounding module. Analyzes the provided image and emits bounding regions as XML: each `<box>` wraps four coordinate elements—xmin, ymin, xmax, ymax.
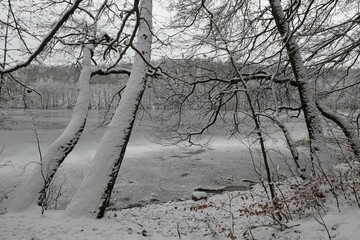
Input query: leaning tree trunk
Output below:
<box><xmin>8</xmin><ymin>44</ymin><xmax>93</xmax><ymax>212</ymax></box>
<box><xmin>268</xmin><ymin>0</ymin><xmax>331</xmax><ymax>174</ymax></box>
<box><xmin>65</xmin><ymin>0</ymin><xmax>152</xmax><ymax>219</ymax></box>
<box><xmin>259</xmin><ymin>113</ymin><xmax>308</xmax><ymax>179</ymax></box>
<box><xmin>316</xmin><ymin>100</ymin><xmax>360</xmax><ymax>159</ymax></box>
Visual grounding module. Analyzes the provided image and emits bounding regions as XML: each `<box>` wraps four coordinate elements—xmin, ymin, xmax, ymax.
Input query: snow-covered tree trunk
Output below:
<box><xmin>65</xmin><ymin>0</ymin><xmax>152</xmax><ymax>219</ymax></box>
<box><xmin>259</xmin><ymin>113</ymin><xmax>308</xmax><ymax>179</ymax></box>
<box><xmin>8</xmin><ymin>44</ymin><xmax>93</xmax><ymax>212</ymax></box>
<box><xmin>316</xmin><ymin>100</ymin><xmax>360</xmax><ymax>159</ymax></box>
<box><xmin>268</xmin><ymin>0</ymin><xmax>331</xmax><ymax>173</ymax></box>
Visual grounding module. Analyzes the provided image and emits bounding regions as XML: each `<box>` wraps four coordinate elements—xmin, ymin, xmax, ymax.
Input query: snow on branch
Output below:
<box><xmin>0</xmin><ymin>0</ymin><xmax>84</xmax><ymax>74</ymax></box>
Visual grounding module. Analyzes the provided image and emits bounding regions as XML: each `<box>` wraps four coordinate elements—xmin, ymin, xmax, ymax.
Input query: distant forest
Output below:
<box><xmin>3</xmin><ymin>64</ymin><xmax>130</xmax><ymax>109</ymax></box>
<box><xmin>2</xmin><ymin>60</ymin><xmax>359</xmax><ymax>111</ymax></box>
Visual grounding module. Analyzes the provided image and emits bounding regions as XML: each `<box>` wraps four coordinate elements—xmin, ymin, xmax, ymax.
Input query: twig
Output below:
<box><xmin>176</xmin><ymin>222</ymin><xmax>182</xmax><ymax>239</ymax></box>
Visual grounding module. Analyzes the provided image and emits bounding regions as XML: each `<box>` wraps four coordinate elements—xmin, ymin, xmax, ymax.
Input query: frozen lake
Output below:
<box><xmin>0</xmin><ymin>109</ymin><xmax>306</xmax><ymax>212</ymax></box>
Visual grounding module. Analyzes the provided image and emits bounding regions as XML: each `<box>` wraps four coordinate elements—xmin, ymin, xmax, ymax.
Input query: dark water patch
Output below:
<box><xmin>118</xmin><ymin>197</ymin><xmax>131</xmax><ymax>202</ymax></box>
<box><xmin>194</xmin><ymin>185</ymin><xmax>250</xmax><ymax>194</ymax></box>
<box><xmin>170</xmin><ymin>155</ymin><xmax>190</xmax><ymax>158</ymax></box>
<box><xmin>122</xmin><ymin>203</ymin><xmax>145</xmax><ymax>209</ymax></box>
<box><xmin>180</xmin><ymin>173</ymin><xmax>190</xmax><ymax>177</ymax></box>
<box><xmin>184</xmin><ymin>149</ymin><xmax>207</xmax><ymax>155</ymax></box>
<box><xmin>223</xmin><ymin>185</ymin><xmax>249</xmax><ymax>191</ymax></box>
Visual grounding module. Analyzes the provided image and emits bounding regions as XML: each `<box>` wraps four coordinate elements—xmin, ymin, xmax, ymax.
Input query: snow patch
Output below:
<box><xmin>191</xmin><ymin>191</ymin><xmax>207</xmax><ymax>201</ymax></box>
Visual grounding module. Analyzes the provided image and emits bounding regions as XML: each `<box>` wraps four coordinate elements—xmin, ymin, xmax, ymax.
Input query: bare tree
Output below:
<box><xmin>0</xmin><ymin>0</ymin><xmax>84</xmax><ymax>74</ymax></box>
<box><xmin>8</xmin><ymin>43</ymin><xmax>93</xmax><ymax>212</ymax></box>
<box><xmin>267</xmin><ymin>0</ymin><xmax>333</xmax><ymax>173</ymax></box>
<box><xmin>162</xmin><ymin>0</ymin><xmax>359</xmax><ymax>175</ymax></box>
<box><xmin>2</xmin><ymin>0</ymin><xmax>358</xmax><ymax>218</ymax></box>
<box><xmin>1</xmin><ymin>0</ymin><xmax>86</xmax><ymax>212</ymax></box>
<box><xmin>156</xmin><ymin>1</ymin><xmax>310</xmax><ymax>204</ymax></box>
<box><xmin>4</xmin><ymin>0</ymin><xmax>135</xmax><ymax>212</ymax></box>
<box><xmin>65</xmin><ymin>0</ymin><xmax>153</xmax><ymax>218</ymax></box>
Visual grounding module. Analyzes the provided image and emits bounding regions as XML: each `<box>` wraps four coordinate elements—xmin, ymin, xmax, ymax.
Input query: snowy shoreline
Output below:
<box><xmin>1</xmin><ymin>180</ymin><xmax>359</xmax><ymax>240</ymax></box>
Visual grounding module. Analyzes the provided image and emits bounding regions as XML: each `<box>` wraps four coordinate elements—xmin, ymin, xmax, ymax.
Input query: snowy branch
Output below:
<box><xmin>0</xmin><ymin>0</ymin><xmax>84</xmax><ymax>74</ymax></box>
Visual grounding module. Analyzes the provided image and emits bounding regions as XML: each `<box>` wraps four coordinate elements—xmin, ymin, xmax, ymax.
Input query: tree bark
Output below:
<box><xmin>316</xmin><ymin>100</ymin><xmax>360</xmax><ymax>159</ymax></box>
<box><xmin>268</xmin><ymin>0</ymin><xmax>331</xmax><ymax>173</ymax></box>
<box><xmin>8</xmin><ymin>44</ymin><xmax>93</xmax><ymax>212</ymax></box>
<box><xmin>65</xmin><ymin>0</ymin><xmax>152</xmax><ymax>218</ymax></box>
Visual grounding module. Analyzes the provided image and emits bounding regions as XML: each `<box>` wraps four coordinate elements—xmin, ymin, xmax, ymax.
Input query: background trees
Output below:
<box><xmin>0</xmin><ymin>0</ymin><xmax>359</xmax><ymax>219</ymax></box>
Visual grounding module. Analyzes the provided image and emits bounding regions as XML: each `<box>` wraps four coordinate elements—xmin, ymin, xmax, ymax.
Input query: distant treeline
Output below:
<box><xmin>2</xmin><ymin>65</ymin><xmax>136</xmax><ymax>110</ymax></box>
<box><xmin>1</xmin><ymin>60</ymin><xmax>359</xmax><ymax>111</ymax></box>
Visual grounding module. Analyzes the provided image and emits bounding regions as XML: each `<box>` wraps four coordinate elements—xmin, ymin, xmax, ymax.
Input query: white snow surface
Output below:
<box><xmin>192</xmin><ymin>191</ymin><xmax>207</xmax><ymax>200</ymax></box>
<box><xmin>1</xmin><ymin>182</ymin><xmax>359</xmax><ymax>240</ymax></box>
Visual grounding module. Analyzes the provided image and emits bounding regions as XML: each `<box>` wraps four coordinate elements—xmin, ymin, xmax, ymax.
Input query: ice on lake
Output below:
<box><xmin>0</xmin><ymin>109</ymin><xmax>302</xmax><ymax>212</ymax></box>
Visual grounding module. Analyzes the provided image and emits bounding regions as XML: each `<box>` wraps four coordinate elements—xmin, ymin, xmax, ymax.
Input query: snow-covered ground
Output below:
<box><xmin>1</xmin><ymin>181</ymin><xmax>359</xmax><ymax>240</ymax></box>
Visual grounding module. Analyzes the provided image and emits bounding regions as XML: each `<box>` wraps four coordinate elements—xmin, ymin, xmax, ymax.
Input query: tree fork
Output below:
<box><xmin>65</xmin><ymin>0</ymin><xmax>153</xmax><ymax>218</ymax></box>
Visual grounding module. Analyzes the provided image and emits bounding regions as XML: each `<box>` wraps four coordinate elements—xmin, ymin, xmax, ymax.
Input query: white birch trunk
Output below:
<box><xmin>8</xmin><ymin>45</ymin><xmax>93</xmax><ymax>212</ymax></box>
<box><xmin>65</xmin><ymin>0</ymin><xmax>152</xmax><ymax>218</ymax></box>
<box><xmin>268</xmin><ymin>0</ymin><xmax>332</xmax><ymax>173</ymax></box>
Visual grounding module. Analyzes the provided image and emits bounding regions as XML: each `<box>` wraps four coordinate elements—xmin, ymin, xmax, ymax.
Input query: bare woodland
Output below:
<box><xmin>0</xmin><ymin>0</ymin><xmax>359</xmax><ymax>228</ymax></box>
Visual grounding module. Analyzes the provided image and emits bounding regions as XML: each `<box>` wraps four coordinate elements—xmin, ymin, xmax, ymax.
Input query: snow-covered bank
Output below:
<box><xmin>1</xmin><ymin>181</ymin><xmax>359</xmax><ymax>240</ymax></box>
